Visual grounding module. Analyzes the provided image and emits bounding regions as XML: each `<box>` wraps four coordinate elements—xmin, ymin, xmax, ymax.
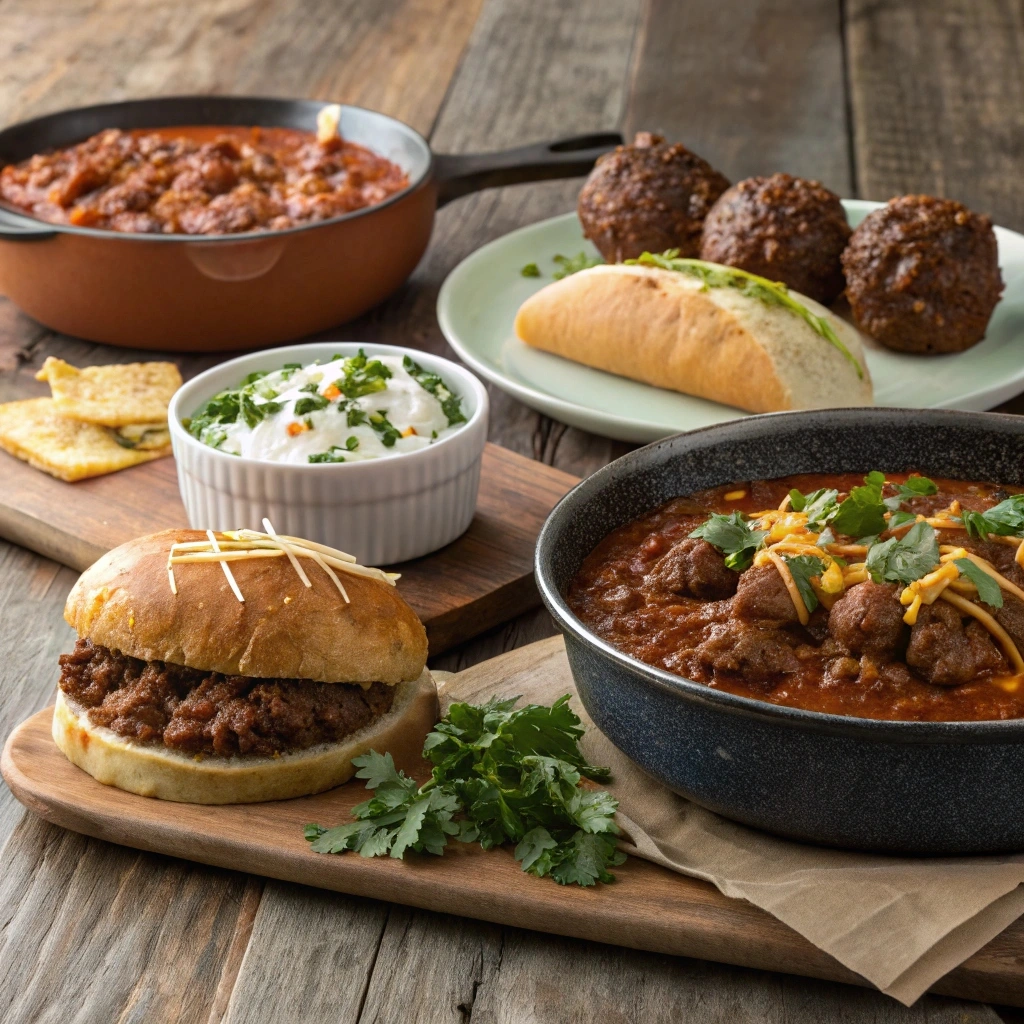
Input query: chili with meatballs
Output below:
<box><xmin>569</xmin><ymin>472</ymin><xmax>1024</xmax><ymax>722</ymax></box>
<box><xmin>0</xmin><ymin>123</ymin><xmax>409</xmax><ymax>235</ymax></box>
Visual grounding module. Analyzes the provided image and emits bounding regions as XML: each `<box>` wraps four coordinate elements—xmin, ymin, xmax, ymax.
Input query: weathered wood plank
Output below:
<box><xmin>0</xmin><ymin>543</ymin><xmax>74</xmax><ymax>850</ymax></box>
<box><xmin>221</xmin><ymin>883</ymin><xmax>390</xmax><ymax>1024</ymax></box>
<box><xmin>465</xmin><ymin>930</ymin><xmax>1004</xmax><ymax>1023</ymax></box>
<box><xmin>359</xmin><ymin>908</ymin><xmax>503</xmax><ymax>1024</ymax></box>
<box><xmin>626</xmin><ymin>0</ymin><xmax>852</xmax><ymax>193</ymax></box>
<box><xmin>0</xmin><ymin>815</ymin><xmax>252</xmax><ymax>1024</ymax></box>
<box><xmin>0</xmin><ymin>0</ymin><xmax>482</xmax><ymax>136</ymax></box>
<box><xmin>846</xmin><ymin>0</ymin><xmax>1024</xmax><ymax>227</ymax></box>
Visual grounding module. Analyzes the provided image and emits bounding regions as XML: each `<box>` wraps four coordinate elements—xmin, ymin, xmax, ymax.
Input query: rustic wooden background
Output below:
<box><xmin>1</xmin><ymin>0</ymin><xmax>1023</xmax><ymax>1021</ymax></box>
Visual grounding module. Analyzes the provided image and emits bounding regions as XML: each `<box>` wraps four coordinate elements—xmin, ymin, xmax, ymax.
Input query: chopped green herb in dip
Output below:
<box><xmin>186</xmin><ymin>351</ymin><xmax>468</xmax><ymax>464</ymax></box>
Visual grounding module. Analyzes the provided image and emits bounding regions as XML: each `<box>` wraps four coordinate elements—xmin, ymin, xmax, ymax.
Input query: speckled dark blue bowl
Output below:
<box><xmin>536</xmin><ymin>408</ymin><xmax>1024</xmax><ymax>854</ymax></box>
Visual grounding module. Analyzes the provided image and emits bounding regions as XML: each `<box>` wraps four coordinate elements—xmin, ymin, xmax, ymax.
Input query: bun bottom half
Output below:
<box><xmin>52</xmin><ymin>669</ymin><xmax>438</xmax><ymax>805</ymax></box>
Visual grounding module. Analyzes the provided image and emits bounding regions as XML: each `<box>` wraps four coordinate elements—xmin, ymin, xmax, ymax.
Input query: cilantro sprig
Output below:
<box><xmin>954</xmin><ymin>558</ymin><xmax>1004</xmax><ymax>608</ymax></box>
<box><xmin>865</xmin><ymin>521</ymin><xmax>940</xmax><ymax>585</ymax></box>
<box><xmin>334</xmin><ymin>349</ymin><xmax>392</xmax><ymax>400</ymax></box>
<box><xmin>784</xmin><ymin>554</ymin><xmax>826</xmax><ymax>613</ymax></box>
<box><xmin>830</xmin><ymin>471</ymin><xmax>888</xmax><ymax>538</ymax></box>
<box><xmin>185</xmin><ymin>370</ymin><xmax>283</xmax><ymax>450</ymax></box>
<box><xmin>689</xmin><ymin>511</ymin><xmax>767</xmax><ymax>572</ymax></box>
<box><xmin>788</xmin><ymin>487</ymin><xmax>839</xmax><ymax>526</ymax></box>
<box><xmin>369</xmin><ymin>410</ymin><xmax>402</xmax><ymax>447</ymax></box>
<box><xmin>960</xmin><ymin>494</ymin><xmax>1024</xmax><ymax>541</ymax></box>
<box><xmin>305</xmin><ymin>695</ymin><xmax>625</xmax><ymax>887</ymax></box>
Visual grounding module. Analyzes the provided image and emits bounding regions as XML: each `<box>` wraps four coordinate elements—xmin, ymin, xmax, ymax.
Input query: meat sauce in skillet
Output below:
<box><xmin>569</xmin><ymin>473</ymin><xmax>1024</xmax><ymax>721</ymax></box>
<box><xmin>0</xmin><ymin>125</ymin><xmax>408</xmax><ymax>234</ymax></box>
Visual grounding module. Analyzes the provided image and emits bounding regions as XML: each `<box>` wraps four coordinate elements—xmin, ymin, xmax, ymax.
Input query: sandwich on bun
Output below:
<box><xmin>515</xmin><ymin>254</ymin><xmax>874</xmax><ymax>414</ymax></box>
<box><xmin>53</xmin><ymin>526</ymin><xmax>436</xmax><ymax>804</ymax></box>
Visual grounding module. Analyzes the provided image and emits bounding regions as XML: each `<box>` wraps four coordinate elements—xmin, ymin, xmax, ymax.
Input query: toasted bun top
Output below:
<box><xmin>64</xmin><ymin>530</ymin><xmax>428</xmax><ymax>684</ymax></box>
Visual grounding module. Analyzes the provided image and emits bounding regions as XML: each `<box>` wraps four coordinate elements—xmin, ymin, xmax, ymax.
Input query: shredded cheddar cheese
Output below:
<box><xmin>766</xmin><ymin>549</ymin><xmax>809</xmax><ymax>625</ymax></box>
<box><xmin>166</xmin><ymin>520</ymin><xmax>399</xmax><ymax>604</ymax></box>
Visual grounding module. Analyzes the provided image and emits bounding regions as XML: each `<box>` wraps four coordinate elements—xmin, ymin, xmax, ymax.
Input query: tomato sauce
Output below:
<box><xmin>568</xmin><ymin>474</ymin><xmax>1024</xmax><ymax>721</ymax></box>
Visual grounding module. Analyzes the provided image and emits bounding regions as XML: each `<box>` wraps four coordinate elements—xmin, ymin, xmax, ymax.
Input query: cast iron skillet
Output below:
<box><xmin>0</xmin><ymin>96</ymin><xmax>620</xmax><ymax>351</ymax></box>
<box><xmin>536</xmin><ymin>408</ymin><xmax>1024</xmax><ymax>854</ymax></box>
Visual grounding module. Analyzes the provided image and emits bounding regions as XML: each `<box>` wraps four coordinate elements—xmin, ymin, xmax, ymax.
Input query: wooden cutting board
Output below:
<box><xmin>4</xmin><ymin>636</ymin><xmax>1024</xmax><ymax>1007</ymax></box>
<box><xmin>0</xmin><ymin>442</ymin><xmax>577</xmax><ymax>654</ymax></box>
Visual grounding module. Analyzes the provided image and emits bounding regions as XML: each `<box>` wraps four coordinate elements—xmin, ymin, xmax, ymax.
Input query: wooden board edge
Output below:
<box><xmin>0</xmin><ymin>502</ymin><xmax>98</xmax><ymax>572</ymax></box>
<box><xmin>4</xmin><ymin>707</ymin><xmax>1021</xmax><ymax>1007</ymax></box>
<box><xmin>424</xmin><ymin>573</ymin><xmax>543</xmax><ymax>654</ymax></box>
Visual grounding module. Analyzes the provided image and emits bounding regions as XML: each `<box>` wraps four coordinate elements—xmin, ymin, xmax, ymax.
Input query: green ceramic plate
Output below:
<box><xmin>437</xmin><ymin>201</ymin><xmax>1024</xmax><ymax>442</ymax></box>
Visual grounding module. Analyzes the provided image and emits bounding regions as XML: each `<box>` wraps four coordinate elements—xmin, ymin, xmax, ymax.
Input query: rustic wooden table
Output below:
<box><xmin>1</xmin><ymin>1</ymin><xmax>1022</xmax><ymax>1020</ymax></box>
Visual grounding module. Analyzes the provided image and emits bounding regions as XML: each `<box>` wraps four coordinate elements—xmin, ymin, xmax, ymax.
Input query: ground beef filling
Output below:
<box><xmin>58</xmin><ymin>638</ymin><xmax>395</xmax><ymax>757</ymax></box>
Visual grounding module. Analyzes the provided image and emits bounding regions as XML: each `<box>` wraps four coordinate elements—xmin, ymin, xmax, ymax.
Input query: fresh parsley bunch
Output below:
<box><xmin>305</xmin><ymin>695</ymin><xmax>626</xmax><ymax>887</ymax></box>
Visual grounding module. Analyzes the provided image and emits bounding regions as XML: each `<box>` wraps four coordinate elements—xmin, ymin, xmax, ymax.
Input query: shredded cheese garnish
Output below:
<box><xmin>262</xmin><ymin>517</ymin><xmax>312</xmax><ymax>588</ymax></box>
<box><xmin>766</xmin><ymin>549</ymin><xmax>809</xmax><ymax>625</ymax></box>
<box><xmin>724</xmin><ymin>489</ymin><xmax>747</xmax><ymax>501</ymax></box>
<box><xmin>207</xmin><ymin>529</ymin><xmax>245</xmax><ymax>603</ymax></box>
<box><xmin>740</xmin><ymin>488</ymin><xmax>1024</xmax><ymax>665</ymax></box>
<box><xmin>939</xmin><ymin>549</ymin><xmax>1024</xmax><ymax>604</ymax></box>
<box><xmin>165</xmin><ymin>520</ymin><xmax>399</xmax><ymax>603</ymax></box>
<box><xmin>899</xmin><ymin>562</ymin><xmax>959</xmax><ymax>625</ymax></box>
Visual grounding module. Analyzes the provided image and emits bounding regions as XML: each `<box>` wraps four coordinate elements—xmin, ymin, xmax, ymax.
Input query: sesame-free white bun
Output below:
<box><xmin>52</xmin><ymin>670</ymin><xmax>438</xmax><ymax>804</ymax></box>
<box><xmin>514</xmin><ymin>263</ymin><xmax>874</xmax><ymax>413</ymax></box>
<box><xmin>64</xmin><ymin>529</ymin><xmax>428</xmax><ymax>685</ymax></box>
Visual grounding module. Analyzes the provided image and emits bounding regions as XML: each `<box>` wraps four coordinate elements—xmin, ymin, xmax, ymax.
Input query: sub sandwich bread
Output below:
<box><xmin>514</xmin><ymin>255</ymin><xmax>874</xmax><ymax>413</ymax></box>
<box><xmin>53</xmin><ymin>528</ymin><xmax>436</xmax><ymax>804</ymax></box>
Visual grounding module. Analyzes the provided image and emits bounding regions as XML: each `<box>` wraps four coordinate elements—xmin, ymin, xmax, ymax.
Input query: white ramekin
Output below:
<box><xmin>168</xmin><ymin>342</ymin><xmax>489</xmax><ymax>565</ymax></box>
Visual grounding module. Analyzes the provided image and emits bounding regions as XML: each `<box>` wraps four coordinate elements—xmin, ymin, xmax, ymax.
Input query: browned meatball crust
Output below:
<box><xmin>841</xmin><ymin>195</ymin><xmax>1003</xmax><ymax>353</ymax></box>
<box><xmin>699</xmin><ymin>174</ymin><xmax>851</xmax><ymax>304</ymax></box>
<box><xmin>827</xmin><ymin>581</ymin><xmax>905</xmax><ymax>659</ymax></box>
<box><xmin>577</xmin><ymin>132</ymin><xmax>730</xmax><ymax>262</ymax></box>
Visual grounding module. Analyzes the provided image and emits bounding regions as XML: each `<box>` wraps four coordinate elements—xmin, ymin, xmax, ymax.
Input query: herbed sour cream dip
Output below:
<box><xmin>185</xmin><ymin>351</ymin><xmax>467</xmax><ymax>464</ymax></box>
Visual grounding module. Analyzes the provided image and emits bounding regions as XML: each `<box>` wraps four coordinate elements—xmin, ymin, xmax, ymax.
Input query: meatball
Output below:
<box><xmin>577</xmin><ymin>132</ymin><xmax>730</xmax><ymax>262</ymax></box>
<box><xmin>841</xmin><ymin>195</ymin><xmax>1003</xmax><ymax>353</ymax></box>
<box><xmin>906</xmin><ymin>601</ymin><xmax>1005</xmax><ymax>686</ymax></box>
<box><xmin>695</xmin><ymin>621</ymin><xmax>800</xmax><ymax>685</ymax></box>
<box><xmin>644</xmin><ymin>538</ymin><xmax>737</xmax><ymax>600</ymax></box>
<box><xmin>732</xmin><ymin>565</ymin><xmax>799</xmax><ymax>623</ymax></box>
<box><xmin>699</xmin><ymin>174</ymin><xmax>851</xmax><ymax>304</ymax></box>
<box><xmin>827</xmin><ymin>581</ymin><xmax>906</xmax><ymax>659</ymax></box>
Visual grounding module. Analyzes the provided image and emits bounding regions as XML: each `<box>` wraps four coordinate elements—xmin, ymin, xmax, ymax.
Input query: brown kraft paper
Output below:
<box><xmin>437</xmin><ymin>636</ymin><xmax>1024</xmax><ymax>1005</ymax></box>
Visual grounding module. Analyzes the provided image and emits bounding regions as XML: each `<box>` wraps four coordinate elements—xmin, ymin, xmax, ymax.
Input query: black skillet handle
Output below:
<box><xmin>0</xmin><ymin>208</ymin><xmax>57</xmax><ymax>241</ymax></box>
<box><xmin>433</xmin><ymin>132</ymin><xmax>623</xmax><ymax>208</ymax></box>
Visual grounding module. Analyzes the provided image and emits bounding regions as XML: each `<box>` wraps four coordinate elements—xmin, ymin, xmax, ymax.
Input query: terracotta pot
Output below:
<box><xmin>0</xmin><ymin>96</ymin><xmax>620</xmax><ymax>352</ymax></box>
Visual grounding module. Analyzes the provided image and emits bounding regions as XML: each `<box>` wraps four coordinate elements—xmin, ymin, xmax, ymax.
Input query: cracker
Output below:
<box><xmin>35</xmin><ymin>356</ymin><xmax>182</xmax><ymax>427</ymax></box>
<box><xmin>0</xmin><ymin>398</ymin><xmax>171</xmax><ymax>482</ymax></box>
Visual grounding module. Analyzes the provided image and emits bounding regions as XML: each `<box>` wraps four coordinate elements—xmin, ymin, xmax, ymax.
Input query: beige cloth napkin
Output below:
<box><xmin>436</xmin><ymin>636</ymin><xmax>1024</xmax><ymax>1005</ymax></box>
